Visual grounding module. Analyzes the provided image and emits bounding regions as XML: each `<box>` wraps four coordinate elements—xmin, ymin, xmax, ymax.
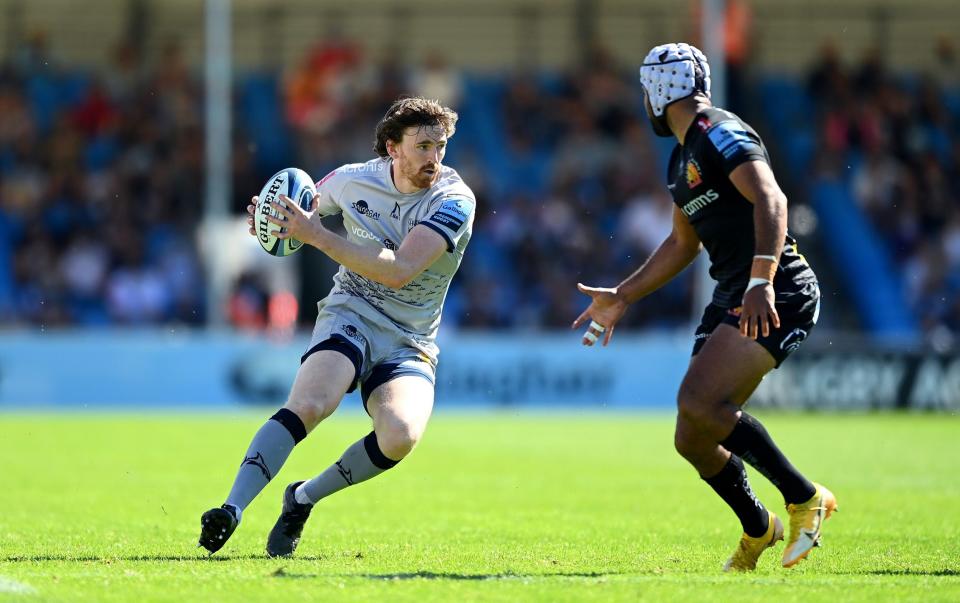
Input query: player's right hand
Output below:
<box><xmin>246</xmin><ymin>196</ymin><xmax>258</xmax><ymax>237</ymax></box>
<box><xmin>571</xmin><ymin>283</ymin><xmax>629</xmax><ymax>347</ymax></box>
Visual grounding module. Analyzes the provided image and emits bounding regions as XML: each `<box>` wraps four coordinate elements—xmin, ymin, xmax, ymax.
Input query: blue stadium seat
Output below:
<box><xmin>809</xmin><ymin>180</ymin><xmax>918</xmax><ymax>341</ymax></box>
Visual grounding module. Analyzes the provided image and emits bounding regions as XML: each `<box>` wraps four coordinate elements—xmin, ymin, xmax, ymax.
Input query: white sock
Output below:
<box><xmin>224</xmin><ymin>503</ymin><xmax>242</xmax><ymax>522</ymax></box>
<box><xmin>294</xmin><ymin>483</ymin><xmax>313</xmax><ymax>505</ymax></box>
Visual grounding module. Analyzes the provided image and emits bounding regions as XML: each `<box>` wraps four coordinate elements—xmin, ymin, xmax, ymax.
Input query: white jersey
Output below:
<box><xmin>314</xmin><ymin>157</ymin><xmax>475</xmax><ymax>339</ymax></box>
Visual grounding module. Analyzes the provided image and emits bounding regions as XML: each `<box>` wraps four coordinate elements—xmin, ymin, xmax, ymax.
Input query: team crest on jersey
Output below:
<box><xmin>686</xmin><ymin>158</ymin><xmax>703</xmax><ymax>188</ymax></box>
<box><xmin>696</xmin><ymin>117</ymin><xmax>712</xmax><ymax>132</ymax></box>
<box><xmin>391</xmin><ymin>202</ymin><xmax>400</xmax><ymax>219</ymax></box>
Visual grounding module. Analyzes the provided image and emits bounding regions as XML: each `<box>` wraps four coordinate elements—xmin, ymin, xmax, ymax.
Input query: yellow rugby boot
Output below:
<box><xmin>723</xmin><ymin>511</ymin><xmax>784</xmax><ymax>572</ymax></box>
<box><xmin>782</xmin><ymin>483</ymin><xmax>838</xmax><ymax>568</ymax></box>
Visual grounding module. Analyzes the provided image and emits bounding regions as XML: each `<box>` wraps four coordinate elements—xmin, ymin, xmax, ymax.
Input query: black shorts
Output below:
<box><xmin>692</xmin><ymin>281</ymin><xmax>820</xmax><ymax>368</ymax></box>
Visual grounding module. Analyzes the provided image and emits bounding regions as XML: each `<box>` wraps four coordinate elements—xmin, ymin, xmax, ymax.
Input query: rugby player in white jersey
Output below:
<box><xmin>198</xmin><ymin>97</ymin><xmax>476</xmax><ymax>557</ymax></box>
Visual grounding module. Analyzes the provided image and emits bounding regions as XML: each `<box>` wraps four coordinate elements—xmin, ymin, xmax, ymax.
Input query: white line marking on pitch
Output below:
<box><xmin>0</xmin><ymin>576</ymin><xmax>36</xmax><ymax>594</ymax></box>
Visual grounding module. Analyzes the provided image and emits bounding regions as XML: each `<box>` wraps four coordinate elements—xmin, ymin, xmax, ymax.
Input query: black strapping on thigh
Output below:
<box><xmin>301</xmin><ymin>334</ymin><xmax>363</xmax><ymax>393</ymax></box>
<box><xmin>359</xmin><ymin>363</ymin><xmax>435</xmax><ymax>415</ymax></box>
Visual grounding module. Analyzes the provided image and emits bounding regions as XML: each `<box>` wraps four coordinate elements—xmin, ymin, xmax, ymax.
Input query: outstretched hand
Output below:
<box><xmin>571</xmin><ymin>283</ymin><xmax>629</xmax><ymax>347</ymax></box>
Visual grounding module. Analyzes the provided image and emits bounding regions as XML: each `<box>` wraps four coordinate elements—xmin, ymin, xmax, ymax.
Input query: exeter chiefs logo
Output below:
<box><xmin>780</xmin><ymin>328</ymin><xmax>808</xmax><ymax>353</ymax></box>
<box><xmin>351</xmin><ymin>200</ymin><xmax>381</xmax><ymax>220</ymax></box>
<box><xmin>686</xmin><ymin>158</ymin><xmax>703</xmax><ymax>188</ymax></box>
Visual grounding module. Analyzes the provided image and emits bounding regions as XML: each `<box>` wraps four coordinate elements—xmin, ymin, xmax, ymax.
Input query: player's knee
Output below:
<box><xmin>284</xmin><ymin>395</ymin><xmax>338</xmax><ymax>431</ymax></box>
<box><xmin>676</xmin><ymin>387</ymin><xmax>714</xmax><ymax>430</ymax></box>
<box><xmin>376</xmin><ymin>418</ymin><xmax>424</xmax><ymax>460</ymax></box>
<box><xmin>673</xmin><ymin>419</ymin><xmax>697</xmax><ymax>459</ymax></box>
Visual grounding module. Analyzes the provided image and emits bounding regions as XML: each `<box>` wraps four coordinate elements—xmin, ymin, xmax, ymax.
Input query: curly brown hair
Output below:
<box><xmin>373</xmin><ymin>97</ymin><xmax>458</xmax><ymax>158</ymax></box>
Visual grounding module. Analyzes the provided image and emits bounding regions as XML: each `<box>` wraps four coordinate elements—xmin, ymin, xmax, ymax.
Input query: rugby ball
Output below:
<box><xmin>254</xmin><ymin>167</ymin><xmax>317</xmax><ymax>256</ymax></box>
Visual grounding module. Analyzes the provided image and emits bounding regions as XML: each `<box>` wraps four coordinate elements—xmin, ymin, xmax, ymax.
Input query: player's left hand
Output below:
<box><xmin>740</xmin><ymin>283</ymin><xmax>780</xmax><ymax>339</ymax></box>
<box><xmin>265</xmin><ymin>194</ymin><xmax>325</xmax><ymax>245</ymax></box>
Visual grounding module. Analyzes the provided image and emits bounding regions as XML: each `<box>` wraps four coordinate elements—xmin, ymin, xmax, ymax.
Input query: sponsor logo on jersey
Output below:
<box><xmin>351</xmin><ymin>225</ymin><xmax>396</xmax><ymax>251</ymax></box>
<box><xmin>430</xmin><ymin>211</ymin><xmax>464</xmax><ymax>230</ymax></box>
<box><xmin>707</xmin><ymin>121</ymin><xmax>760</xmax><ymax>160</ymax></box>
<box><xmin>351</xmin><ymin>225</ymin><xmax>381</xmax><ymax>242</ymax></box>
<box><xmin>340</xmin><ymin>324</ymin><xmax>367</xmax><ymax>344</ymax></box>
<box><xmin>440</xmin><ymin>197</ymin><xmax>471</xmax><ymax>218</ymax></box>
<box><xmin>351</xmin><ymin>199</ymin><xmax>381</xmax><ymax>220</ymax></box>
<box><xmin>780</xmin><ymin>328</ymin><xmax>808</xmax><ymax>353</ymax></box>
<box><xmin>429</xmin><ymin>198</ymin><xmax>471</xmax><ymax>231</ymax></box>
<box><xmin>680</xmin><ymin>188</ymin><xmax>719</xmax><ymax>216</ymax></box>
<box><xmin>316</xmin><ymin>169</ymin><xmax>337</xmax><ymax>187</ymax></box>
<box><xmin>341</xmin><ymin>162</ymin><xmax>384</xmax><ymax>174</ymax></box>
<box><xmin>686</xmin><ymin>158</ymin><xmax>703</xmax><ymax>188</ymax></box>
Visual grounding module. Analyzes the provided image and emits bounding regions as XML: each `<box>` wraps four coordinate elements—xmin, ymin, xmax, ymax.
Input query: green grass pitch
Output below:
<box><xmin>1</xmin><ymin>412</ymin><xmax>958</xmax><ymax>602</ymax></box>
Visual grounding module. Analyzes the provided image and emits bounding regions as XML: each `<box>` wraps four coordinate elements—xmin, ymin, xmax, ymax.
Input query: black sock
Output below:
<box><xmin>720</xmin><ymin>412</ymin><xmax>816</xmax><ymax>505</ymax></box>
<box><xmin>703</xmin><ymin>455</ymin><xmax>769</xmax><ymax>538</ymax></box>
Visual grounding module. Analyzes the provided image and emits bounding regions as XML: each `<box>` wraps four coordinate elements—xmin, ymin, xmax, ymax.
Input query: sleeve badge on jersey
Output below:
<box><xmin>707</xmin><ymin>121</ymin><xmax>760</xmax><ymax>160</ymax></box>
<box><xmin>429</xmin><ymin>211</ymin><xmax>465</xmax><ymax>231</ymax></box>
<box><xmin>429</xmin><ymin>197</ymin><xmax>473</xmax><ymax>231</ymax></box>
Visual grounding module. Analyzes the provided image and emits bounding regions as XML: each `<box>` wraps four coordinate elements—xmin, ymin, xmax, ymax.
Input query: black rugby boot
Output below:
<box><xmin>198</xmin><ymin>505</ymin><xmax>239</xmax><ymax>555</ymax></box>
<box><xmin>265</xmin><ymin>481</ymin><xmax>313</xmax><ymax>558</ymax></box>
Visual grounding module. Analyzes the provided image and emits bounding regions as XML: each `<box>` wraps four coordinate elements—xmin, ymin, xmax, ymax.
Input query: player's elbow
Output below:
<box><xmin>671</xmin><ymin>233</ymin><xmax>701</xmax><ymax>260</ymax></box>
<box><xmin>383</xmin><ymin>264</ymin><xmax>418</xmax><ymax>289</ymax></box>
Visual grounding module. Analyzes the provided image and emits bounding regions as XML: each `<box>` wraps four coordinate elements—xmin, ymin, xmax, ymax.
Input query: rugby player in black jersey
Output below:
<box><xmin>573</xmin><ymin>43</ymin><xmax>837</xmax><ymax>571</ymax></box>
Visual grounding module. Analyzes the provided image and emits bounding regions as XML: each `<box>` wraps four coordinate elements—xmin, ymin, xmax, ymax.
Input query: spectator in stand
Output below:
<box><xmin>810</xmin><ymin>44</ymin><xmax>960</xmax><ymax>340</ymax></box>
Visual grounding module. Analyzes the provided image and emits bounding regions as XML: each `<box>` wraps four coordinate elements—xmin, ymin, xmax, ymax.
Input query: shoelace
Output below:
<box><xmin>786</xmin><ymin>503</ymin><xmax>826</xmax><ymax>542</ymax></box>
<box><xmin>281</xmin><ymin>506</ymin><xmax>311</xmax><ymax>536</ymax></box>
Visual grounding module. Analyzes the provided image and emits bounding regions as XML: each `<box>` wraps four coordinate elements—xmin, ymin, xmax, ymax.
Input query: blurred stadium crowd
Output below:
<box><xmin>807</xmin><ymin>39</ymin><xmax>960</xmax><ymax>336</ymax></box>
<box><xmin>0</xmin><ymin>30</ymin><xmax>957</xmax><ymax>340</ymax></box>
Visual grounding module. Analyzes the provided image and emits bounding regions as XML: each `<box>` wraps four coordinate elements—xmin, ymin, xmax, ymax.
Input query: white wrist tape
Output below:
<box><xmin>745</xmin><ymin>277</ymin><xmax>770</xmax><ymax>293</ymax></box>
<box><xmin>753</xmin><ymin>254</ymin><xmax>778</xmax><ymax>262</ymax></box>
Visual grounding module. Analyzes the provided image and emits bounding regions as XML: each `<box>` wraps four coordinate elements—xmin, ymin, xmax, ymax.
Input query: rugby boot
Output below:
<box><xmin>266</xmin><ymin>481</ymin><xmax>313</xmax><ymax>558</ymax></box>
<box><xmin>723</xmin><ymin>510</ymin><xmax>784</xmax><ymax>572</ymax></box>
<box><xmin>782</xmin><ymin>482</ymin><xmax>838</xmax><ymax>568</ymax></box>
<box><xmin>198</xmin><ymin>505</ymin><xmax>239</xmax><ymax>555</ymax></box>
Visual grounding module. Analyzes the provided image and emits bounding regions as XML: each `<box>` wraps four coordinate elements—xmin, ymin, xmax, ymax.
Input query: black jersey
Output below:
<box><xmin>666</xmin><ymin>107</ymin><xmax>817</xmax><ymax>308</ymax></box>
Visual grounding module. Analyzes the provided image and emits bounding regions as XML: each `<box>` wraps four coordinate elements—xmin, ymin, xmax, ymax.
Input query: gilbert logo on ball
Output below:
<box><xmin>254</xmin><ymin>168</ymin><xmax>317</xmax><ymax>256</ymax></box>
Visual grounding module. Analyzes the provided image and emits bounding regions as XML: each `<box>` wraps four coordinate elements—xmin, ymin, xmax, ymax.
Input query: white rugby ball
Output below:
<box><xmin>254</xmin><ymin>167</ymin><xmax>317</xmax><ymax>256</ymax></box>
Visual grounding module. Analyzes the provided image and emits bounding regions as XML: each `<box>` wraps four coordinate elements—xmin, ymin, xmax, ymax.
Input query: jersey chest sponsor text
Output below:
<box><xmin>350</xmin><ymin>225</ymin><xmax>397</xmax><ymax>250</ymax></box>
<box><xmin>680</xmin><ymin>189</ymin><xmax>719</xmax><ymax>216</ymax></box>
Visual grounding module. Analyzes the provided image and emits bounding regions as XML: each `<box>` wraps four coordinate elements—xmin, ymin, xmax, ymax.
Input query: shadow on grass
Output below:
<box><xmin>2</xmin><ymin>554</ymin><xmax>326</xmax><ymax>563</ymax></box>
<box><xmin>271</xmin><ymin>568</ymin><xmax>618</xmax><ymax>581</ymax></box>
<box><xmin>864</xmin><ymin>569</ymin><xmax>959</xmax><ymax>577</ymax></box>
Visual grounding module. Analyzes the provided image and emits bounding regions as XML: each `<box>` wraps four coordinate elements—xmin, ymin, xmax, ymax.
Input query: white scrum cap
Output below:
<box><xmin>639</xmin><ymin>43</ymin><xmax>711</xmax><ymax>116</ymax></box>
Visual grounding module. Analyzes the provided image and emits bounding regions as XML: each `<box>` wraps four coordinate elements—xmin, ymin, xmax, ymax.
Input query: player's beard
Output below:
<box><xmin>406</xmin><ymin>162</ymin><xmax>439</xmax><ymax>190</ymax></box>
